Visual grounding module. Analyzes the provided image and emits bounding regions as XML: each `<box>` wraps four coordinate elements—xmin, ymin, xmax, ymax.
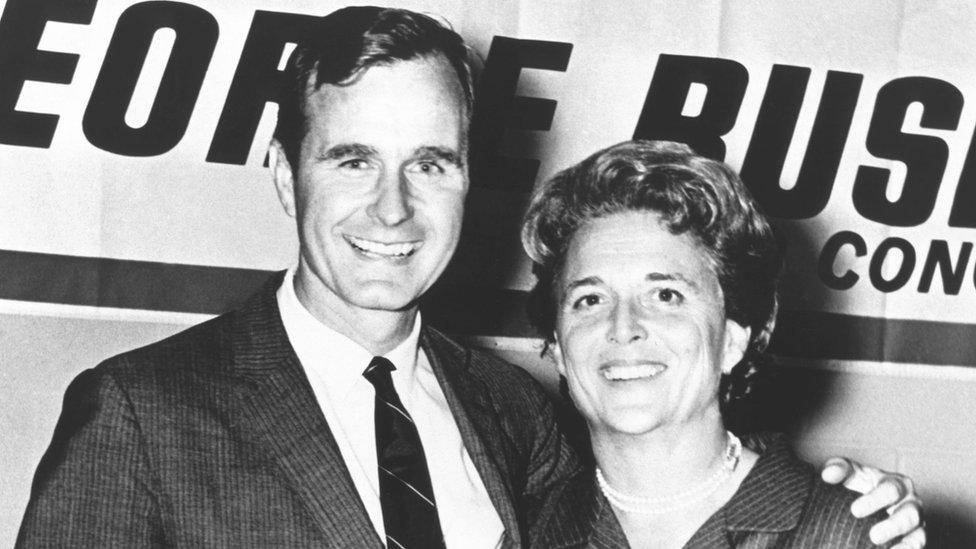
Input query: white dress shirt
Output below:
<box><xmin>276</xmin><ymin>270</ymin><xmax>504</xmax><ymax>548</ymax></box>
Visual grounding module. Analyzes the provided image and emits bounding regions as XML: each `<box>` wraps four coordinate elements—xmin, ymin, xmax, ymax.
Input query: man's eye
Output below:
<box><xmin>412</xmin><ymin>161</ymin><xmax>445</xmax><ymax>175</ymax></box>
<box><xmin>655</xmin><ymin>288</ymin><xmax>684</xmax><ymax>305</ymax></box>
<box><xmin>572</xmin><ymin>294</ymin><xmax>602</xmax><ymax>310</ymax></box>
<box><xmin>339</xmin><ymin>159</ymin><xmax>369</xmax><ymax>170</ymax></box>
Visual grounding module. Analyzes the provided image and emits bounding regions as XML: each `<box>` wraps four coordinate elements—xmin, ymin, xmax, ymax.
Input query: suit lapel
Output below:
<box><xmin>227</xmin><ymin>275</ymin><xmax>381</xmax><ymax>548</ymax></box>
<box><xmin>421</xmin><ymin>328</ymin><xmax>522</xmax><ymax>547</ymax></box>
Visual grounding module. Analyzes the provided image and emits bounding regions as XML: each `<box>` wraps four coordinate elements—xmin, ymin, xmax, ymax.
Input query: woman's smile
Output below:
<box><xmin>598</xmin><ymin>360</ymin><xmax>667</xmax><ymax>381</ymax></box>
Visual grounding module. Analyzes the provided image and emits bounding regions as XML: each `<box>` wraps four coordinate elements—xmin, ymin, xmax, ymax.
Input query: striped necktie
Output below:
<box><xmin>363</xmin><ymin>356</ymin><xmax>445</xmax><ymax>549</ymax></box>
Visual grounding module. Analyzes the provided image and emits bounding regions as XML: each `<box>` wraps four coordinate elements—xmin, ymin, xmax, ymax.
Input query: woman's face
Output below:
<box><xmin>552</xmin><ymin>210</ymin><xmax>749</xmax><ymax>437</ymax></box>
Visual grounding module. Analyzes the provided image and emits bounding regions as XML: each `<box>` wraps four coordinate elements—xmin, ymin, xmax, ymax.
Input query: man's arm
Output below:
<box><xmin>17</xmin><ymin>368</ymin><xmax>165</xmax><ymax>547</ymax></box>
<box><xmin>821</xmin><ymin>457</ymin><xmax>925</xmax><ymax>548</ymax></box>
<box><xmin>516</xmin><ymin>376</ymin><xmax>583</xmax><ymax>540</ymax></box>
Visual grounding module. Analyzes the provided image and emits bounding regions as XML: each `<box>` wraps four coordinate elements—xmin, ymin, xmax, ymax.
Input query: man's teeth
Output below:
<box><xmin>347</xmin><ymin>236</ymin><xmax>418</xmax><ymax>257</ymax></box>
<box><xmin>601</xmin><ymin>363</ymin><xmax>666</xmax><ymax>381</ymax></box>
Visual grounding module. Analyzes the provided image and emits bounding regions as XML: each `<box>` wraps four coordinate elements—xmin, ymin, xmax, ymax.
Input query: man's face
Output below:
<box><xmin>272</xmin><ymin>55</ymin><xmax>468</xmax><ymax>319</ymax></box>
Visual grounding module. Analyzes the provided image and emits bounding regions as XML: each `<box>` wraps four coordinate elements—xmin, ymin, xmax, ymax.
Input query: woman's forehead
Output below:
<box><xmin>562</xmin><ymin>211</ymin><xmax>721</xmax><ymax>288</ymax></box>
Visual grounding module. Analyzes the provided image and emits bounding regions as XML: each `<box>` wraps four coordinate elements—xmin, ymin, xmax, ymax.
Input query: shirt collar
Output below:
<box><xmin>276</xmin><ymin>268</ymin><xmax>422</xmax><ymax>398</ymax></box>
<box><xmin>385</xmin><ymin>309</ymin><xmax>422</xmax><ymax>378</ymax></box>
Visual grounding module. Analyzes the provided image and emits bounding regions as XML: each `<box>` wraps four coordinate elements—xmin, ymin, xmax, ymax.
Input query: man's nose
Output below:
<box><xmin>367</xmin><ymin>171</ymin><xmax>413</xmax><ymax>226</ymax></box>
<box><xmin>607</xmin><ymin>302</ymin><xmax>647</xmax><ymax>344</ymax></box>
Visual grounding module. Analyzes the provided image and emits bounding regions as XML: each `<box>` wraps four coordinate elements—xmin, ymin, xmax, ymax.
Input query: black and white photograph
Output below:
<box><xmin>2</xmin><ymin>1</ymin><xmax>973</xmax><ymax>547</ymax></box>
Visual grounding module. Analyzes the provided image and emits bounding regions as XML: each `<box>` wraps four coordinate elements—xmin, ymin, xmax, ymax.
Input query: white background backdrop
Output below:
<box><xmin>2</xmin><ymin>0</ymin><xmax>976</xmax><ymax>546</ymax></box>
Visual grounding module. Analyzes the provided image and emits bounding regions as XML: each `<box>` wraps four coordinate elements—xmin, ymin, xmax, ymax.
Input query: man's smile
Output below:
<box><xmin>345</xmin><ymin>234</ymin><xmax>422</xmax><ymax>259</ymax></box>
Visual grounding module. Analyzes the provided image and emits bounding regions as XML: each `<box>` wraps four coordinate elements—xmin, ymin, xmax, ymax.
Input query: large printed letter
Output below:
<box><xmin>869</xmin><ymin>237</ymin><xmax>916</xmax><ymax>292</ymax></box>
<box><xmin>470</xmin><ymin>36</ymin><xmax>572</xmax><ymax>191</ymax></box>
<box><xmin>83</xmin><ymin>1</ymin><xmax>218</xmax><ymax>156</ymax></box>
<box><xmin>741</xmin><ymin>67</ymin><xmax>862</xmax><ymax>219</ymax></box>
<box><xmin>948</xmin><ymin>127</ymin><xmax>976</xmax><ymax>228</ymax></box>
<box><xmin>0</xmin><ymin>0</ymin><xmax>96</xmax><ymax>148</ymax></box>
<box><xmin>818</xmin><ymin>231</ymin><xmax>868</xmax><ymax>291</ymax></box>
<box><xmin>852</xmin><ymin>77</ymin><xmax>962</xmax><ymax>227</ymax></box>
<box><xmin>632</xmin><ymin>54</ymin><xmax>748</xmax><ymax>160</ymax></box>
<box><xmin>206</xmin><ymin>10</ymin><xmax>316</xmax><ymax>165</ymax></box>
<box><xmin>918</xmin><ymin>240</ymin><xmax>972</xmax><ymax>294</ymax></box>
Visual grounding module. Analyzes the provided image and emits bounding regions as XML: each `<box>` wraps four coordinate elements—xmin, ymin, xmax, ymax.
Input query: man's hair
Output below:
<box><xmin>274</xmin><ymin>6</ymin><xmax>474</xmax><ymax>167</ymax></box>
<box><xmin>521</xmin><ymin>140</ymin><xmax>783</xmax><ymax>413</ymax></box>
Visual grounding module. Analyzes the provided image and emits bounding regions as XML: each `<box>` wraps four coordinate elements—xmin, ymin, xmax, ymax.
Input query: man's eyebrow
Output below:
<box><xmin>318</xmin><ymin>143</ymin><xmax>377</xmax><ymax>161</ymax></box>
<box><xmin>414</xmin><ymin>146</ymin><xmax>464</xmax><ymax>167</ymax></box>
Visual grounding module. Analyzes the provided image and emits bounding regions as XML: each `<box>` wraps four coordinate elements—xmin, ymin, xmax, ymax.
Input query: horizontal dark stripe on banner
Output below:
<box><xmin>0</xmin><ymin>249</ymin><xmax>274</xmax><ymax>314</ymax></box>
<box><xmin>2</xmin><ymin>249</ymin><xmax>974</xmax><ymax>367</ymax></box>
<box><xmin>769</xmin><ymin>310</ymin><xmax>976</xmax><ymax>367</ymax></box>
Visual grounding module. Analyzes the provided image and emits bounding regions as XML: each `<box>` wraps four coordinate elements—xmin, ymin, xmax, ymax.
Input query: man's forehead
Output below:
<box><xmin>306</xmin><ymin>54</ymin><xmax>466</xmax><ymax>105</ymax></box>
<box><xmin>297</xmin><ymin>56</ymin><xmax>468</xmax><ymax>160</ymax></box>
<box><xmin>304</xmin><ymin>67</ymin><xmax>465</xmax><ymax>122</ymax></box>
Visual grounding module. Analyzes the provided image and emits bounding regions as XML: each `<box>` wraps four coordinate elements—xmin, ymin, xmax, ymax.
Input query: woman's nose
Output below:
<box><xmin>607</xmin><ymin>302</ymin><xmax>647</xmax><ymax>344</ymax></box>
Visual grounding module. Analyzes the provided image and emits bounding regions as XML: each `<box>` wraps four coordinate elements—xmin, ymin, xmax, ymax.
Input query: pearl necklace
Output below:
<box><xmin>595</xmin><ymin>431</ymin><xmax>742</xmax><ymax>515</ymax></box>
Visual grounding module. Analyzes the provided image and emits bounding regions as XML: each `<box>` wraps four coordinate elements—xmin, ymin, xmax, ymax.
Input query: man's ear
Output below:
<box><xmin>721</xmin><ymin>320</ymin><xmax>751</xmax><ymax>375</ymax></box>
<box><xmin>269</xmin><ymin>140</ymin><xmax>297</xmax><ymax>218</ymax></box>
<box><xmin>551</xmin><ymin>335</ymin><xmax>568</xmax><ymax>376</ymax></box>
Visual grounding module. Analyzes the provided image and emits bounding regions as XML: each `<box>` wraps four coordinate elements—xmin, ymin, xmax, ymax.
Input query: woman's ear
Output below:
<box><xmin>721</xmin><ymin>320</ymin><xmax>751</xmax><ymax>374</ymax></box>
<box><xmin>551</xmin><ymin>336</ymin><xmax>567</xmax><ymax>376</ymax></box>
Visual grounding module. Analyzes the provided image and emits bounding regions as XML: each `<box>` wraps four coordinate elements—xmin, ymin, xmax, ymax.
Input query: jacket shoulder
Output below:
<box><xmin>424</xmin><ymin>326</ymin><xmax>552</xmax><ymax>405</ymax></box>
<box><xmin>97</xmin><ymin>304</ymin><xmax>252</xmax><ymax>372</ymax></box>
<box><xmin>791</xmin><ymin>478</ymin><xmax>881</xmax><ymax>548</ymax></box>
<box><xmin>97</xmin><ymin>272</ymin><xmax>284</xmax><ymax>378</ymax></box>
<box><xmin>720</xmin><ymin>435</ymin><xmax>880</xmax><ymax>548</ymax></box>
<box><xmin>97</xmin><ymin>311</ymin><xmax>238</xmax><ymax>377</ymax></box>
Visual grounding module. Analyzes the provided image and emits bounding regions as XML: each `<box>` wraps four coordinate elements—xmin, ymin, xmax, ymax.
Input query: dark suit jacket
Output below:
<box><xmin>17</xmin><ymin>275</ymin><xmax>578</xmax><ymax>548</ymax></box>
<box><xmin>533</xmin><ymin>434</ymin><xmax>880</xmax><ymax>548</ymax></box>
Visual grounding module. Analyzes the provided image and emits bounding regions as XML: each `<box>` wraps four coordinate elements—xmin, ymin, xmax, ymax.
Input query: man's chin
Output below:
<box><xmin>348</xmin><ymin>282</ymin><xmax>425</xmax><ymax>313</ymax></box>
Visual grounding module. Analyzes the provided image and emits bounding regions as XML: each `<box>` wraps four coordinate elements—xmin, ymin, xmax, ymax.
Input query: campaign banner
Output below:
<box><xmin>2</xmin><ymin>0</ymin><xmax>975</xmax><ymax>367</ymax></box>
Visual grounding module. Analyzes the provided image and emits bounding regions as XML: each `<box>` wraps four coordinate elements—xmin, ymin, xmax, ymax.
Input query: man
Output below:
<box><xmin>18</xmin><ymin>7</ymin><xmax>570</xmax><ymax>548</ymax></box>
<box><xmin>17</xmin><ymin>6</ymin><xmax>923</xmax><ymax>548</ymax></box>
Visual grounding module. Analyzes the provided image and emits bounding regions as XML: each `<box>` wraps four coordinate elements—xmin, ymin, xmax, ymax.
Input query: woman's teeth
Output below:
<box><xmin>600</xmin><ymin>363</ymin><xmax>667</xmax><ymax>381</ymax></box>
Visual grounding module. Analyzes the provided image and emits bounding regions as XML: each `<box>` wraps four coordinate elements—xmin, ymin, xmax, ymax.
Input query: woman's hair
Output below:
<box><xmin>521</xmin><ymin>140</ymin><xmax>783</xmax><ymax>413</ymax></box>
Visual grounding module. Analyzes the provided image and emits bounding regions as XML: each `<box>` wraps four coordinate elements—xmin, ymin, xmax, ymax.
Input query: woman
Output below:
<box><xmin>521</xmin><ymin>140</ymin><xmax>884</xmax><ymax>548</ymax></box>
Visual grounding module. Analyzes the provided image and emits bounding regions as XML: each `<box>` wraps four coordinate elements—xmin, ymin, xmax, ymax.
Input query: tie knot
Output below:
<box><xmin>363</xmin><ymin>356</ymin><xmax>396</xmax><ymax>388</ymax></box>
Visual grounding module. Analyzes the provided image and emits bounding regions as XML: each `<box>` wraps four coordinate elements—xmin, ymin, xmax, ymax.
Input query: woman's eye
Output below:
<box><xmin>572</xmin><ymin>294</ymin><xmax>602</xmax><ymax>310</ymax></box>
<box><xmin>655</xmin><ymin>288</ymin><xmax>683</xmax><ymax>305</ymax></box>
